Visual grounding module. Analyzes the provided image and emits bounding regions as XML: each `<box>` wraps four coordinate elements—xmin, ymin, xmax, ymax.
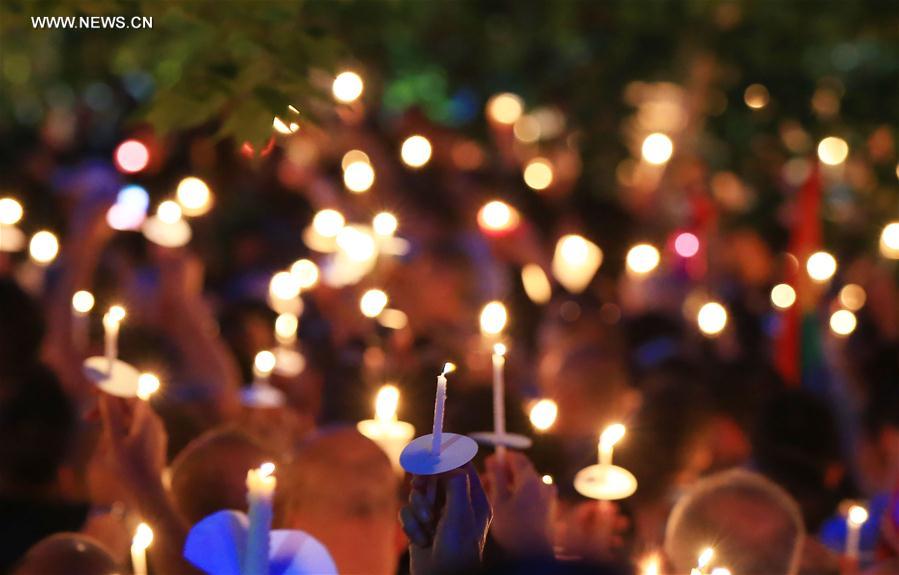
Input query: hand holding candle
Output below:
<box><xmin>82</xmin><ymin>304</ymin><xmax>141</xmax><ymax>397</ymax></box>
<box><xmin>399</xmin><ymin>362</ymin><xmax>478</xmax><ymax>478</ymax></box>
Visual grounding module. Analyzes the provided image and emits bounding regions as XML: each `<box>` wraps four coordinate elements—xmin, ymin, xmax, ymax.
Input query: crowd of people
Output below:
<box><xmin>1</xmin><ymin>61</ymin><xmax>898</xmax><ymax>575</ymax></box>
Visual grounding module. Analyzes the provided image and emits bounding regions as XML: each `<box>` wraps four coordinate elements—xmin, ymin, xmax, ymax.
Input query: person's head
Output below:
<box><xmin>617</xmin><ymin>363</ymin><xmax>714</xmax><ymax>506</ymax></box>
<box><xmin>280</xmin><ymin>426</ymin><xmax>399</xmax><ymax>575</ymax></box>
<box><xmin>752</xmin><ymin>389</ymin><xmax>845</xmax><ymax>531</ymax></box>
<box><xmin>12</xmin><ymin>533</ymin><xmax>121</xmax><ymax>575</ymax></box>
<box><xmin>664</xmin><ymin>469</ymin><xmax>805</xmax><ymax>575</ymax></box>
<box><xmin>0</xmin><ymin>279</ymin><xmax>44</xmax><ymax>376</ymax></box>
<box><xmin>170</xmin><ymin>426</ymin><xmax>276</xmax><ymax>524</ymax></box>
<box><xmin>538</xmin><ymin>342</ymin><xmax>636</xmax><ymax>436</ymax></box>
<box><xmin>857</xmin><ymin>348</ymin><xmax>899</xmax><ymax>493</ymax></box>
<box><xmin>0</xmin><ymin>364</ymin><xmax>75</xmax><ymax>495</ymax></box>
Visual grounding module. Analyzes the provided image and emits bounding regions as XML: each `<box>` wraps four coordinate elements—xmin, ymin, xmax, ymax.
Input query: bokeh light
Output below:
<box><xmin>806</xmin><ymin>251</ymin><xmax>837</xmax><ymax>282</ymax></box>
<box><xmin>290</xmin><ymin>258</ymin><xmax>319</xmax><ymax>289</ymax></box>
<box><xmin>344</xmin><ymin>160</ymin><xmax>375</xmax><ymax>193</ymax></box>
<box><xmin>72</xmin><ymin>290</ymin><xmax>95</xmax><ymax>314</ymax></box>
<box><xmin>114</xmin><ymin>139</ymin><xmax>150</xmax><ymax>173</ymax></box>
<box><xmin>372</xmin><ymin>212</ymin><xmax>398</xmax><ymax>237</ymax></box>
<box><xmin>625</xmin><ymin>243</ymin><xmax>661</xmax><ymax>275</ymax></box>
<box><xmin>254</xmin><ymin>350</ymin><xmax>277</xmax><ymax>375</ymax></box>
<box><xmin>29</xmin><ymin>230</ymin><xmax>59</xmax><ymax>264</ymax></box>
<box><xmin>521</xmin><ymin>264</ymin><xmax>552</xmax><ymax>305</ymax></box>
<box><xmin>817</xmin><ymin>136</ymin><xmax>849</xmax><ymax>166</ymax></box>
<box><xmin>400</xmin><ymin>135</ymin><xmax>432</xmax><ymax>168</ymax></box>
<box><xmin>479</xmin><ymin>301</ymin><xmax>508</xmax><ymax>335</ymax></box>
<box><xmin>697</xmin><ymin>302</ymin><xmax>728</xmax><ymax>336</ymax></box>
<box><xmin>341</xmin><ymin>150</ymin><xmax>370</xmax><ymax>170</ymax></box>
<box><xmin>270</xmin><ymin>271</ymin><xmax>301</xmax><ymax>301</ymax></box>
<box><xmin>674</xmin><ymin>232</ymin><xmax>700</xmax><ymax>257</ymax></box>
<box><xmin>839</xmin><ymin>284</ymin><xmax>866</xmax><ymax>311</ymax></box>
<box><xmin>360</xmin><ymin>288</ymin><xmax>389</xmax><ymax>318</ymax></box>
<box><xmin>332</xmin><ymin>71</ymin><xmax>364</xmax><ymax>103</ymax></box>
<box><xmin>513</xmin><ymin>115</ymin><xmax>541</xmax><ymax>143</ymax></box>
<box><xmin>744</xmin><ymin>84</ymin><xmax>770</xmax><ymax>109</ymax></box>
<box><xmin>0</xmin><ymin>198</ymin><xmax>24</xmax><ymax>225</ymax></box>
<box><xmin>275</xmin><ymin>312</ymin><xmax>299</xmax><ymax>342</ymax></box>
<box><xmin>523</xmin><ymin>157</ymin><xmax>554</xmax><ymax>190</ymax></box>
<box><xmin>374</xmin><ymin>384</ymin><xmax>400</xmax><ymax>421</ymax></box>
<box><xmin>486</xmin><ymin>92</ymin><xmax>524</xmax><ymax>125</ymax></box>
<box><xmin>336</xmin><ymin>226</ymin><xmax>377</xmax><ymax>262</ymax></box>
<box><xmin>770</xmin><ymin>283</ymin><xmax>796</xmax><ymax>309</ymax></box>
<box><xmin>641</xmin><ymin>133</ymin><xmax>673</xmax><ymax>165</ymax></box>
<box><xmin>157</xmin><ymin>200</ymin><xmax>183</xmax><ymax>224</ymax></box>
<box><xmin>880</xmin><ymin>222</ymin><xmax>899</xmax><ymax>259</ymax></box>
<box><xmin>829</xmin><ymin>309</ymin><xmax>857</xmax><ymax>336</ymax></box>
<box><xmin>552</xmin><ymin>234</ymin><xmax>603</xmax><ymax>294</ymax></box>
<box><xmin>312</xmin><ymin>209</ymin><xmax>345</xmax><ymax>238</ymax></box>
<box><xmin>529</xmin><ymin>399</ymin><xmax>558</xmax><ymax>432</ymax></box>
<box><xmin>477</xmin><ymin>200</ymin><xmax>519</xmax><ymax>234</ymax></box>
<box><xmin>137</xmin><ymin>373</ymin><xmax>161</xmax><ymax>400</ymax></box>
<box><xmin>176</xmin><ymin>177</ymin><xmax>213</xmax><ymax>217</ymax></box>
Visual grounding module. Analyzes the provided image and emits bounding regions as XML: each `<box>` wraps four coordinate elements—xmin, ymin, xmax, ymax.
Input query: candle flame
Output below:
<box><xmin>254</xmin><ymin>351</ymin><xmax>277</xmax><ymax>376</ymax></box>
<box><xmin>132</xmin><ymin>522</ymin><xmax>154</xmax><ymax>550</ymax></box>
<box><xmin>493</xmin><ymin>343</ymin><xmax>507</xmax><ymax>356</ymax></box>
<box><xmin>107</xmin><ymin>305</ymin><xmax>127</xmax><ymax>323</ymax></box>
<box><xmin>375</xmin><ymin>384</ymin><xmax>400</xmax><ymax>421</ymax></box>
<box><xmin>441</xmin><ymin>362</ymin><xmax>456</xmax><ymax>376</ymax></box>
<box><xmin>600</xmin><ymin>423</ymin><xmax>626</xmax><ymax>450</ymax></box>
<box><xmin>259</xmin><ymin>462</ymin><xmax>276</xmax><ymax>478</ymax></box>
<box><xmin>639</xmin><ymin>552</ymin><xmax>662</xmax><ymax>575</ymax></box>
<box><xmin>697</xmin><ymin>547</ymin><xmax>714</xmax><ymax>569</ymax></box>
<box><xmin>529</xmin><ymin>399</ymin><xmax>558</xmax><ymax>431</ymax></box>
<box><xmin>848</xmin><ymin>504</ymin><xmax>868</xmax><ymax>526</ymax></box>
<box><xmin>137</xmin><ymin>373</ymin><xmax>160</xmax><ymax>400</ymax></box>
<box><xmin>479</xmin><ymin>301</ymin><xmax>508</xmax><ymax>335</ymax></box>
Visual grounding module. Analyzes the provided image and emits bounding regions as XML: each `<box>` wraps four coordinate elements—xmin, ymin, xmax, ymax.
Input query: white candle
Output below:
<box><xmin>846</xmin><ymin>504</ymin><xmax>868</xmax><ymax>560</ymax></box>
<box><xmin>130</xmin><ymin>522</ymin><xmax>153</xmax><ymax>575</ymax></box>
<box><xmin>102</xmin><ymin>305</ymin><xmax>126</xmax><ymax>376</ymax></box>
<box><xmin>492</xmin><ymin>343</ymin><xmax>507</xmax><ymax>462</ymax></box>
<box><xmin>431</xmin><ymin>363</ymin><xmax>455</xmax><ymax>454</ymax></box>
<box><xmin>243</xmin><ymin>462</ymin><xmax>276</xmax><ymax>575</ymax></box>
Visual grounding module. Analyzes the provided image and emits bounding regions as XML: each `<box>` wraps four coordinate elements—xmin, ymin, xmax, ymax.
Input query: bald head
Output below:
<box><xmin>170</xmin><ymin>427</ymin><xmax>275</xmax><ymax>524</ymax></box>
<box><xmin>281</xmin><ymin>427</ymin><xmax>399</xmax><ymax>575</ymax></box>
<box><xmin>664</xmin><ymin>469</ymin><xmax>804</xmax><ymax>575</ymax></box>
<box><xmin>13</xmin><ymin>534</ymin><xmax>121</xmax><ymax>575</ymax></box>
<box><xmin>282</xmin><ymin>426</ymin><xmax>396</xmax><ymax>519</ymax></box>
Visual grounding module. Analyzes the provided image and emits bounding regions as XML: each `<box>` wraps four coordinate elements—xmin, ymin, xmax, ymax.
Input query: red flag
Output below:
<box><xmin>775</xmin><ymin>162</ymin><xmax>822</xmax><ymax>386</ymax></box>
